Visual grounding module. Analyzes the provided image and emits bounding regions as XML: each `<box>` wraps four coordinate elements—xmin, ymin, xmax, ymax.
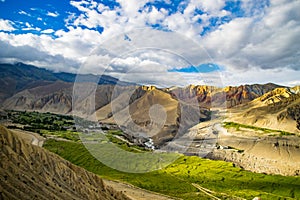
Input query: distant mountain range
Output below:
<box><xmin>0</xmin><ymin>62</ymin><xmax>131</xmax><ymax>104</ymax></box>
<box><xmin>1</xmin><ymin>63</ymin><xmax>299</xmax><ymax>145</ymax></box>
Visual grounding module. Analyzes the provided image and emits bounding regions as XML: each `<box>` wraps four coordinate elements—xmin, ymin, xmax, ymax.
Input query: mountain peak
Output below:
<box><xmin>259</xmin><ymin>87</ymin><xmax>293</xmax><ymax>104</ymax></box>
<box><xmin>141</xmin><ymin>85</ymin><xmax>156</xmax><ymax>91</ymax></box>
<box><xmin>291</xmin><ymin>85</ymin><xmax>300</xmax><ymax>94</ymax></box>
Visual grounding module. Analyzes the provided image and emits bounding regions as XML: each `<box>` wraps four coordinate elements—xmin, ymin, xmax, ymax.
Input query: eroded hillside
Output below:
<box><xmin>0</xmin><ymin>126</ymin><xmax>131</xmax><ymax>200</ymax></box>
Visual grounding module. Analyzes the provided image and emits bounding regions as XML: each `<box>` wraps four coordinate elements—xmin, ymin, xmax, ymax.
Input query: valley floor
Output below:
<box><xmin>2</xmin><ymin>109</ymin><xmax>300</xmax><ymax>199</ymax></box>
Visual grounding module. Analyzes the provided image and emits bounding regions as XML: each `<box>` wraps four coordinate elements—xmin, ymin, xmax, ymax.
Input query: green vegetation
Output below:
<box><xmin>225</xmin><ymin>146</ymin><xmax>245</xmax><ymax>153</ymax></box>
<box><xmin>4</xmin><ymin>110</ymin><xmax>85</xmax><ymax>141</ymax></box>
<box><xmin>223</xmin><ymin>122</ymin><xmax>296</xmax><ymax>136</ymax></box>
<box><xmin>6</xmin><ymin>110</ymin><xmax>75</xmax><ymax>131</ymax></box>
<box><xmin>41</xmin><ymin>130</ymin><xmax>80</xmax><ymax>141</ymax></box>
<box><xmin>105</xmin><ymin>130</ymin><xmax>149</xmax><ymax>152</ymax></box>
<box><xmin>4</xmin><ymin>110</ymin><xmax>98</xmax><ymax>132</ymax></box>
<box><xmin>81</xmin><ymin>130</ymin><xmax>149</xmax><ymax>153</ymax></box>
<box><xmin>44</xmin><ymin>139</ymin><xmax>300</xmax><ymax>200</ymax></box>
<box><xmin>4</xmin><ymin>110</ymin><xmax>151</xmax><ymax>151</ymax></box>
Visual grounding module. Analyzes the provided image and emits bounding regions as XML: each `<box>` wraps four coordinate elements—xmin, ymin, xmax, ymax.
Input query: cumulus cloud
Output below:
<box><xmin>41</xmin><ymin>29</ymin><xmax>55</xmax><ymax>34</ymax></box>
<box><xmin>78</xmin><ymin>27</ymin><xmax>217</xmax><ymax>86</ymax></box>
<box><xmin>70</xmin><ymin>0</ymin><xmax>299</xmax><ymax>85</ymax></box>
<box><xmin>47</xmin><ymin>11</ymin><xmax>59</xmax><ymax>17</ymax></box>
<box><xmin>0</xmin><ymin>39</ymin><xmax>79</xmax><ymax>72</ymax></box>
<box><xmin>0</xmin><ymin>0</ymin><xmax>299</xmax><ymax>86</ymax></box>
<box><xmin>0</xmin><ymin>26</ymin><xmax>100</xmax><ymax>69</ymax></box>
<box><xmin>201</xmin><ymin>0</ymin><xmax>300</xmax><ymax>72</ymax></box>
<box><xmin>22</xmin><ymin>22</ymin><xmax>41</xmax><ymax>31</ymax></box>
<box><xmin>191</xmin><ymin>0</ymin><xmax>225</xmax><ymax>14</ymax></box>
<box><xmin>0</xmin><ymin>19</ymin><xmax>15</xmax><ymax>32</ymax></box>
<box><xmin>222</xmin><ymin>67</ymin><xmax>300</xmax><ymax>87</ymax></box>
<box><xmin>18</xmin><ymin>10</ymin><xmax>31</xmax><ymax>17</ymax></box>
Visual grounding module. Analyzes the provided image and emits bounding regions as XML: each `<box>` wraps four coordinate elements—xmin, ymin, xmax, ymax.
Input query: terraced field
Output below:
<box><xmin>44</xmin><ymin>139</ymin><xmax>300</xmax><ymax>200</ymax></box>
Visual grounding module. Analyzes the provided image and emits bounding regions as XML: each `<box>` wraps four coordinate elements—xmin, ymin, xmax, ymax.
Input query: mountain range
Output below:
<box><xmin>0</xmin><ymin>63</ymin><xmax>131</xmax><ymax>104</ymax></box>
<box><xmin>1</xmin><ymin>63</ymin><xmax>299</xmax><ymax>145</ymax></box>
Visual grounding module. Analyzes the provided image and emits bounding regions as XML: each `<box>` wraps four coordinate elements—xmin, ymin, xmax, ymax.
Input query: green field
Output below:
<box><xmin>44</xmin><ymin>139</ymin><xmax>300</xmax><ymax>200</ymax></box>
<box><xmin>223</xmin><ymin>122</ymin><xmax>296</xmax><ymax>136</ymax></box>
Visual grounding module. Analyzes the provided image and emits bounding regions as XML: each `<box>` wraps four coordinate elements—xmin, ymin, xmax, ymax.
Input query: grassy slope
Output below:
<box><xmin>44</xmin><ymin>139</ymin><xmax>300</xmax><ymax>200</ymax></box>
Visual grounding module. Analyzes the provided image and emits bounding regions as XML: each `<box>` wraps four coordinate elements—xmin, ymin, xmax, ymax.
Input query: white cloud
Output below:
<box><xmin>21</xmin><ymin>22</ymin><xmax>41</xmax><ymax>31</ymax></box>
<box><xmin>202</xmin><ymin>17</ymin><xmax>253</xmax><ymax>59</ymax></box>
<box><xmin>116</xmin><ymin>0</ymin><xmax>153</xmax><ymax>16</ymax></box>
<box><xmin>221</xmin><ymin>67</ymin><xmax>300</xmax><ymax>87</ymax></box>
<box><xmin>41</xmin><ymin>29</ymin><xmax>55</xmax><ymax>34</ymax></box>
<box><xmin>76</xmin><ymin>27</ymin><xmax>216</xmax><ymax>87</ymax></box>
<box><xmin>146</xmin><ymin>6</ymin><xmax>167</xmax><ymax>24</ymax></box>
<box><xmin>0</xmin><ymin>0</ymin><xmax>299</xmax><ymax>87</ymax></box>
<box><xmin>0</xmin><ymin>38</ymin><xmax>78</xmax><ymax>72</ymax></box>
<box><xmin>190</xmin><ymin>0</ymin><xmax>225</xmax><ymax>14</ymax></box>
<box><xmin>18</xmin><ymin>10</ymin><xmax>31</xmax><ymax>16</ymax></box>
<box><xmin>0</xmin><ymin>26</ymin><xmax>100</xmax><ymax>69</ymax></box>
<box><xmin>47</xmin><ymin>11</ymin><xmax>59</xmax><ymax>17</ymax></box>
<box><xmin>0</xmin><ymin>19</ymin><xmax>15</xmax><ymax>32</ymax></box>
<box><xmin>199</xmin><ymin>0</ymin><xmax>300</xmax><ymax>74</ymax></box>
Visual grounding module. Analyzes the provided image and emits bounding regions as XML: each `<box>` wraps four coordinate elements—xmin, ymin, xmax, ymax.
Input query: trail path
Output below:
<box><xmin>191</xmin><ymin>183</ymin><xmax>221</xmax><ymax>200</ymax></box>
<box><xmin>104</xmin><ymin>180</ymin><xmax>178</xmax><ymax>200</ymax></box>
<box><xmin>10</xmin><ymin>129</ymin><xmax>45</xmax><ymax>147</ymax></box>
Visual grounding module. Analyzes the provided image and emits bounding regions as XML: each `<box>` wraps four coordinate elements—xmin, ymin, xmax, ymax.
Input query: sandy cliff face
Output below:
<box><xmin>208</xmin><ymin>138</ymin><xmax>300</xmax><ymax>176</ymax></box>
<box><xmin>0</xmin><ymin>126</ymin><xmax>131</xmax><ymax>200</ymax></box>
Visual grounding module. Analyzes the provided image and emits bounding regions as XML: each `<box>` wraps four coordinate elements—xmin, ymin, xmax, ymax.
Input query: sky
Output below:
<box><xmin>0</xmin><ymin>0</ymin><xmax>299</xmax><ymax>87</ymax></box>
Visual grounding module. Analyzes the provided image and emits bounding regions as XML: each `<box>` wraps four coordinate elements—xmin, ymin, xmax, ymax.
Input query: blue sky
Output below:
<box><xmin>169</xmin><ymin>64</ymin><xmax>222</xmax><ymax>73</ymax></box>
<box><xmin>0</xmin><ymin>0</ymin><xmax>299</xmax><ymax>86</ymax></box>
<box><xmin>0</xmin><ymin>0</ymin><xmax>248</xmax><ymax>36</ymax></box>
<box><xmin>0</xmin><ymin>0</ymin><xmax>67</xmax><ymax>32</ymax></box>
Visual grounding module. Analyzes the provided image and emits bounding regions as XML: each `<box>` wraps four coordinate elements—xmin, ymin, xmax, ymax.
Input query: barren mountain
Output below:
<box><xmin>96</xmin><ymin>86</ymin><xmax>147</xmax><ymax>120</ymax></box>
<box><xmin>0</xmin><ymin>126</ymin><xmax>131</xmax><ymax>200</ymax></box>
<box><xmin>228</xmin><ymin>87</ymin><xmax>300</xmax><ymax>133</ymax></box>
<box><xmin>1</xmin><ymin>63</ymin><xmax>297</xmax><ymax>145</ymax></box>
<box><xmin>3</xmin><ymin>81</ymin><xmax>74</xmax><ymax>114</ymax></box>
<box><xmin>100</xmin><ymin>87</ymin><xmax>180</xmax><ymax>144</ymax></box>
<box><xmin>168</xmin><ymin>83</ymin><xmax>281</xmax><ymax>108</ymax></box>
<box><xmin>223</xmin><ymin>83</ymin><xmax>283</xmax><ymax>107</ymax></box>
<box><xmin>98</xmin><ymin>86</ymin><xmax>211</xmax><ymax>145</ymax></box>
<box><xmin>2</xmin><ymin>82</ymin><xmax>131</xmax><ymax>116</ymax></box>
